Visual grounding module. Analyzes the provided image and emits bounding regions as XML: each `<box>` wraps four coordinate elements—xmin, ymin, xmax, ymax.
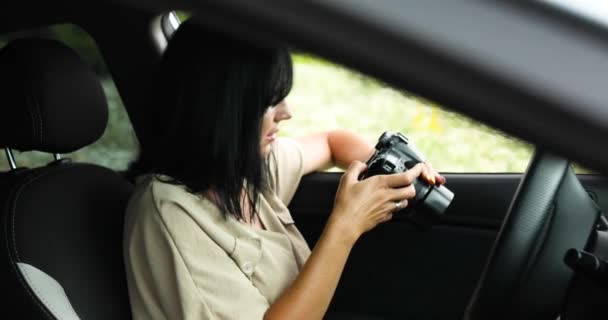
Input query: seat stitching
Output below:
<box><xmin>8</xmin><ymin>164</ymin><xmax>90</xmax><ymax>319</ymax></box>
<box><xmin>18</xmin><ymin>263</ymin><xmax>63</xmax><ymax>319</ymax></box>
<box><xmin>31</xmin><ymin>94</ymin><xmax>44</xmax><ymax>145</ymax></box>
<box><xmin>6</xmin><ymin>179</ymin><xmax>55</xmax><ymax>319</ymax></box>
<box><xmin>25</xmin><ymin>92</ymin><xmax>38</xmax><ymax>148</ymax></box>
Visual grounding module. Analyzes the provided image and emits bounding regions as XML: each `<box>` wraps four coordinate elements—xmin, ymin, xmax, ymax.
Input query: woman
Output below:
<box><xmin>123</xmin><ymin>19</ymin><xmax>445</xmax><ymax>320</ymax></box>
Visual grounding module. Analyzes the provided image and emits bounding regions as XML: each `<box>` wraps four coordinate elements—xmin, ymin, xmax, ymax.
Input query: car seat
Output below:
<box><xmin>0</xmin><ymin>38</ymin><xmax>134</xmax><ymax>319</ymax></box>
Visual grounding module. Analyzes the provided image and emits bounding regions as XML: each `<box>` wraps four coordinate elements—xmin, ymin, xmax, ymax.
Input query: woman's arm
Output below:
<box><xmin>295</xmin><ymin>129</ymin><xmax>375</xmax><ymax>173</ymax></box>
<box><xmin>263</xmin><ymin>212</ymin><xmax>355</xmax><ymax>320</ymax></box>
<box><xmin>266</xmin><ymin>130</ymin><xmax>446</xmax><ymax>319</ymax></box>
<box><xmin>295</xmin><ymin>129</ymin><xmax>446</xmax><ymax>184</ymax></box>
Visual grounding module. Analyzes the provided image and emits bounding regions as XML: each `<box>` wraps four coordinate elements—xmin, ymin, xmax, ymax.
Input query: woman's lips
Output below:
<box><xmin>266</xmin><ymin>129</ymin><xmax>278</xmax><ymax>141</ymax></box>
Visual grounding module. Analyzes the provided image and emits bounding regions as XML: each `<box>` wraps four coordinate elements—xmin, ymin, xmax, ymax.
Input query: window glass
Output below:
<box><xmin>0</xmin><ymin>24</ymin><xmax>137</xmax><ymax>171</ymax></box>
<box><xmin>284</xmin><ymin>54</ymin><xmax>534</xmax><ymax>173</ymax></box>
<box><xmin>175</xmin><ymin>11</ymin><xmax>191</xmax><ymax>21</ymax></box>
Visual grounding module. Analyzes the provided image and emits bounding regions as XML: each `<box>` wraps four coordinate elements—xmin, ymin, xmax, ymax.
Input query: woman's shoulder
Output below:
<box><xmin>268</xmin><ymin>137</ymin><xmax>305</xmax><ymax>204</ymax></box>
<box><xmin>270</xmin><ymin>137</ymin><xmax>302</xmax><ymax>155</ymax></box>
<box><xmin>129</xmin><ymin>174</ymin><xmax>199</xmax><ymax>215</ymax></box>
<box><xmin>125</xmin><ymin>174</ymin><xmax>248</xmax><ymax>255</ymax></box>
<box><xmin>268</xmin><ymin>137</ymin><xmax>304</xmax><ymax>180</ymax></box>
<box><xmin>137</xmin><ymin>173</ymin><xmax>191</xmax><ymax>195</ymax></box>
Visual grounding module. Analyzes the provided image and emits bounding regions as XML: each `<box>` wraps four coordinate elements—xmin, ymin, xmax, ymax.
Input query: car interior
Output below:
<box><xmin>0</xmin><ymin>1</ymin><xmax>607</xmax><ymax>320</ymax></box>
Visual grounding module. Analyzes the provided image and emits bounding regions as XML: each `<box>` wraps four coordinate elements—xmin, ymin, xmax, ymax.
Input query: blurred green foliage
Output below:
<box><xmin>175</xmin><ymin>11</ymin><xmax>191</xmax><ymax>21</ymax></box>
<box><xmin>0</xmin><ymin>24</ymin><xmax>137</xmax><ymax>171</ymax></box>
<box><xmin>288</xmin><ymin>54</ymin><xmax>534</xmax><ymax>173</ymax></box>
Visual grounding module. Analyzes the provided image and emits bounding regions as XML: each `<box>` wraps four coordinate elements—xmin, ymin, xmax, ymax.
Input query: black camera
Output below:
<box><xmin>360</xmin><ymin>131</ymin><xmax>454</xmax><ymax>230</ymax></box>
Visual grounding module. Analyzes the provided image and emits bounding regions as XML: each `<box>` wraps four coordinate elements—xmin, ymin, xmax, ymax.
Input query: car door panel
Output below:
<box><xmin>289</xmin><ymin>172</ymin><xmax>608</xmax><ymax>319</ymax></box>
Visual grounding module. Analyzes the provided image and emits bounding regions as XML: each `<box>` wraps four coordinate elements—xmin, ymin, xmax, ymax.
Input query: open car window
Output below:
<box><xmin>0</xmin><ymin>24</ymin><xmax>137</xmax><ymax>171</ymax></box>
<box><xmin>168</xmin><ymin>12</ymin><xmax>595</xmax><ymax>174</ymax></box>
<box><xmin>285</xmin><ymin>53</ymin><xmax>534</xmax><ymax>173</ymax></box>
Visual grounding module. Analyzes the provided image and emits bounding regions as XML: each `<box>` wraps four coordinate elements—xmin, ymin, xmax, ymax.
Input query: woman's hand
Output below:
<box><xmin>264</xmin><ymin>160</ymin><xmax>434</xmax><ymax>320</ymax></box>
<box><xmin>421</xmin><ymin>162</ymin><xmax>446</xmax><ymax>186</ymax></box>
<box><xmin>327</xmin><ymin>161</ymin><xmax>425</xmax><ymax>243</ymax></box>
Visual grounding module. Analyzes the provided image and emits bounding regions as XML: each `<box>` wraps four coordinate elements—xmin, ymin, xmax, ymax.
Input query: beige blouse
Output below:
<box><xmin>123</xmin><ymin>138</ymin><xmax>312</xmax><ymax>320</ymax></box>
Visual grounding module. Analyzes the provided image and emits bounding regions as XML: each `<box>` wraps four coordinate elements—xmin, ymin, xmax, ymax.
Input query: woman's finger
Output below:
<box><xmin>381</xmin><ymin>212</ymin><xmax>393</xmax><ymax>223</ymax></box>
<box><xmin>381</xmin><ymin>163</ymin><xmax>425</xmax><ymax>188</ymax></box>
<box><xmin>342</xmin><ymin>161</ymin><xmax>367</xmax><ymax>185</ymax></box>
<box><xmin>423</xmin><ymin>163</ymin><xmax>436</xmax><ymax>185</ymax></box>
<box><xmin>436</xmin><ymin>174</ymin><xmax>447</xmax><ymax>185</ymax></box>
<box><xmin>393</xmin><ymin>199</ymin><xmax>408</xmax><ymax>212</ymax></box>
<box><xmin>386</xmin><ymin>185</ymin><xmax>416</xmax><ymax>202</ymax></box>
<box><xmin>425</xmin><ymin>162</ymin><xmax>447</xmax><ymax>185</ymax></box>
<box><xmin>404</xmin><ymin>163</ymin><xmax>425</xmax><ymax>185</ymax></box>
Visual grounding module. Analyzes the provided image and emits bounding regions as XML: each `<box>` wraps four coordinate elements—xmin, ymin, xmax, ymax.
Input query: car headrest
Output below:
<box><xmin>0</xmin><ymin>38</ymin><xmax>108</xmax><ymax>154</ymax></box>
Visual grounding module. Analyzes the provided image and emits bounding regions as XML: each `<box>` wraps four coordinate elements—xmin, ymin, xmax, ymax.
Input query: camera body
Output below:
<box><xmin>361</xmin><ymin>131</ymin><xmax>454</xmax><ymax>230</ymax></box>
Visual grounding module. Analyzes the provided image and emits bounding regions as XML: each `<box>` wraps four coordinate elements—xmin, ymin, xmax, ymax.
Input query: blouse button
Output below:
<box><xmin>242</xmin><ymin>261</ymin><xmax>255</xmax><ymax>274</ymax></box>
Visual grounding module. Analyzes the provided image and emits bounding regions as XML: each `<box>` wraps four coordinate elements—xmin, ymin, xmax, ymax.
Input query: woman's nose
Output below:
<box><xmin>275</xmin><ymin>100</ymin><xmax>292</xmax><ymax>121</ymax></box>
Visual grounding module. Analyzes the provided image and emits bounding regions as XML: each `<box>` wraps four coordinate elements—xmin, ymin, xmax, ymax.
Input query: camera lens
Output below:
<box><xmin>420</xmin><ymin>185</ymin><xmax>454</xmax><ymax>216</ymax></box>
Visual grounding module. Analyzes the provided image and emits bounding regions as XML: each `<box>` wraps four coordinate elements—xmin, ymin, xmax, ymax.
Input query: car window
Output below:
<box><xmin>169</xmin><ymin>13</ymin><xmax>592</xmax><ymax>174</ymax></box>
<box><xmin>284</xmin><ymin>54</ymin><xmax>534</xmax><ymax>173</ymax></box>
<box><xmin>0</xmin><ymin>24</ymin><xmax>137</xmax><ymax>171</ymax></box>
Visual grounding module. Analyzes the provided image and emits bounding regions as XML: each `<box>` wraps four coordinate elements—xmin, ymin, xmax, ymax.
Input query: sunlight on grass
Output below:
<box><xmin>284</xmin><ymin>54</ymin><xmax>533</xmax><ymax>173</ymax></box>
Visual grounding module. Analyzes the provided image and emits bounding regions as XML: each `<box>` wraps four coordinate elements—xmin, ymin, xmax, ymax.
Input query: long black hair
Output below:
<box><xmin>127</xmin><ymin>19</ymin><xmax>293</xmax><ymax>221</ymax></box>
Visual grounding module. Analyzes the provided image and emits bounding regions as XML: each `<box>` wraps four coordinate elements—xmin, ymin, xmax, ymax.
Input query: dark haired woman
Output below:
<box><xmin>123</xmin><ymin>19</ymin><xmax>445</xmax><ymax>320</ymax></box>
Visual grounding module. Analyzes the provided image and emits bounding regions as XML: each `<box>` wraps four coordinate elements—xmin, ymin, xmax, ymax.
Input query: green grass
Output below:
<box><xmin>284</xmin><ymin>54</ymin><xmax>533</xmax><ymax>173</ymax></box>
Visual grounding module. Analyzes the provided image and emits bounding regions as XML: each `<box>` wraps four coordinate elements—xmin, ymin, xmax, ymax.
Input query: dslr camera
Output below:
<box><xmin>360</xmin><ymin>131</ymin><xmax>454</xmax><ymax>230</ymax></box>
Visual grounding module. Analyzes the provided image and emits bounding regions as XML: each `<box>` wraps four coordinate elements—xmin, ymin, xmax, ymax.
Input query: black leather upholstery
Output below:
<box><xmin>1</xmin><ymin>163</ymin><xmax>133</xmax><ymax>319</ymax></box>
<box><xmin>465</xmin><ymin>151</ymin><xmax>600</xmax><ymax>320</ymax></box>
<box><xmin>0</xmin><ymin>38</ymin><xmax>108</xmax><ymax>153</ymax></box>
<box><xmin>0</xmin><ymin>38</ymin><xmax>133</xmax><ymax>319</ymax></box>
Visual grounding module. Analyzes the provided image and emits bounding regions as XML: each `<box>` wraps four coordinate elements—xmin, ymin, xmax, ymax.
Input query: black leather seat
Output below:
<box><xmin>0</xmin><ymin>38</ymin><xmax>133</xmax><ymax>319</ymax></box>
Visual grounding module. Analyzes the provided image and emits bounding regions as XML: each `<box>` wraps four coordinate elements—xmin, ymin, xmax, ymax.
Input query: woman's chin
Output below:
<box><xmin>261</xmin><ymin>143</ymin><xmax>272</xmax><ymax>157</ymax></box>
